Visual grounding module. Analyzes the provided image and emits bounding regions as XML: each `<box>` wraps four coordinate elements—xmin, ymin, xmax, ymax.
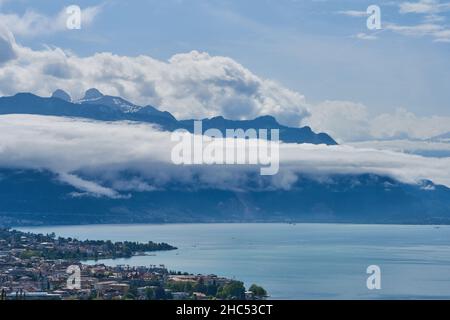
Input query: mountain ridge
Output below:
<box><xmin>0</xmin><ymin>169</ymin><xmax>449</xmax><ymax>226</ymax></box>
<box><xmin>0</xmin><ymin>90</ymin><xmax>337</xmax><ymax>145</ymax></box>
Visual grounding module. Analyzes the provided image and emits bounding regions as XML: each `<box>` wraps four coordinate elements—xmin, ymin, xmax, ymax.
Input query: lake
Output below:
<box><xmin>20</xmin><ymin>223</ymin><xmax>450</xmax><ymax>299</ymax></box>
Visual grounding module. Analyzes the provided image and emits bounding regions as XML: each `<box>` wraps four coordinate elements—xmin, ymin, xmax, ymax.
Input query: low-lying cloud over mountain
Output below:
<box><xmin>1</xmin><ymin>114</ymin><xmax>449</xmax><ymax>198</ymax></box>
<box><xmin>0</xmin><ymin>23</ymin><xmax>449</xmax><ymax>142</ymax></box>
<box><xmin>349</xmin><ymin>139</ymin><xmax>450</xmax><ymax>158</ymax></box>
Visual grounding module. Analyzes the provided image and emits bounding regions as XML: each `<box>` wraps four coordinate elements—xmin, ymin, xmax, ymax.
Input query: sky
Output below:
<box><xmin>0</xmin><ymin>0</ymin><xmax>449</xmax><ymax>142</ymax></box>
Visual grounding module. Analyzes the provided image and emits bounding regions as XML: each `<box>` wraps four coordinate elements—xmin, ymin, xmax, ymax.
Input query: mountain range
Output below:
<box><xmin>0</xmin><ymin>169</ymin><xmax>448</xmax><ymax>226</ymax></box>
<box><xmin>0</xmin><ymin>90</ymin><xmax>449</xmax><ymax>226</ymax></box>
<box><xmin>0</xmin><ymin>89</ymin><xmax>337</xmax><ymax>145</ymax></box>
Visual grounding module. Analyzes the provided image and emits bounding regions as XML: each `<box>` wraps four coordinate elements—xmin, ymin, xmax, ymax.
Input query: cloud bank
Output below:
<box><xmin>349</xmin><ymin>139</ymin><xmax>450</xmax><ymax>158</ymax></box>
<box><xmin>0</xmin><ymin>114</ymin><xmax>449</xmax><ymax>197</ymax></box>
<box><xmin>303</xmin><ymin>102</ymin><xmax>450</xmax><ymax>142</ymax></box>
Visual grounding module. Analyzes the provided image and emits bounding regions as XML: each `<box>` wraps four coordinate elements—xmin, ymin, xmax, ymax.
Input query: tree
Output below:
<box><xmin>249</xmin><ymin>284</ymin><xmax>267</xmax><ymax>298</ymax></box>
<box><xmin>146</xmin><ymin>286</ymin><xmax>166</xmax><ymax>300</ymax></box>
<box><xmin>153</xmin><ymin>286</ymin><xmax>166</xmax><ymax>300</ymax></box>
<box><xmin>123</xmin><ymin>292</ymin><xmax>135</xmax><ymax>300</ymax></box>
<box><xmin>145</xmin><ymin>287</ymin><xmax>155</xmax><ymax>300</ymax></box>
<box><xmin>217</xmin><ymin>281</ymin><xmax>245</xmax><ymax>300</ymax></box>
<box><xmin>194</xmin><ymin>282</ymin><xmax>207</xmax><ymax>294</ymax></box>
<box><xmin>206</xmin><ymin>284</ymin><xmax>218</xmax><ymax>297</ymax></box>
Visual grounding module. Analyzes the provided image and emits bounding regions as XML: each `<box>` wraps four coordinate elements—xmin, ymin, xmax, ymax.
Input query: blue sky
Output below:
<box><xmin>0</xmin><ymin>0</ymin><xmax>449</xmax><ymax>122</ymax></box>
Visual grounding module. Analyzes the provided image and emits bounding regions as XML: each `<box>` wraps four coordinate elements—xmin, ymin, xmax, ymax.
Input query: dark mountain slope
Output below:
<box><xmin>0</xmin><ymin>90</ymin><xmax>337</xmax><ymax>145</ymax></box>
<box><xmin>0</xmin><ymin>169</ymin><xmax>448</xmax><ymax>226</ymax></box>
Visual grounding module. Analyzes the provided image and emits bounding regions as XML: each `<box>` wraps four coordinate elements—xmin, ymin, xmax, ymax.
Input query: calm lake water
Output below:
<box><xmin>21</xmin><ymin>223</ymin><xmax>450</xmax><ymax>300</ymax></box>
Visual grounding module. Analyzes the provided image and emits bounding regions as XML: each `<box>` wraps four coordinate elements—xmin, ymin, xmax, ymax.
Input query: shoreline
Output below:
<box><xmin>17</xmin><ymin>221</ymin><xmax>450</xmax><ymax>231</ymax></box>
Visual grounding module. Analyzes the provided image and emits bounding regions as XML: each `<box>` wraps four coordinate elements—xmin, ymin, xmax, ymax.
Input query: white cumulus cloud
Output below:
<box><xmin>0</xmin><ymin>24</ymin><xmax>448</xmax><ymax>141</ymax></box>
<box><xmin>0</xmin><ymin>37</ymin><xmax>310</xmax><ymax>127</ymax></box>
